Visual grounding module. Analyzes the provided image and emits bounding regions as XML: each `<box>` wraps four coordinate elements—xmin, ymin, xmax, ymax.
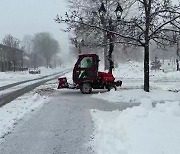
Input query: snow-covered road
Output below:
<box><xmin>0</xmin><ymin>61</ymin><xmax>180</xmax><ymax>154</ymax></box>
<box><xmin>0</xmin><ymin>87</ymin><xmax>138</xmax><ymax>154</ymax></box>
<box><xmin>0</xmin><ymin>69</ymin><xmax>71</xmax><ymax>107</ymax></box>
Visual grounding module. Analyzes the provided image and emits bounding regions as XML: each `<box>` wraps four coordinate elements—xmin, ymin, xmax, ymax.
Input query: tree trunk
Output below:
<box><xmin>108</xmin><ymin>37</ymin><xmax>114</xmax><ymax>73</ymax></box>
<box><xmin>144</xmin><ymin>4</ymin><xmax>150</xmax><ymax>92</ymax></box>
<box><xmin>177</xmin><ymin>41</ymin><xmax>179</xmax><ymax>71</ymax></box>
<box><xmin>78</xmin><ymin>44</ymin><xmax>81</xmax><ymax>54</ymax></box>
<box><xmin>144</xmin><ymin>44</ymin><xmax>150</xmax><ymax>92</ymax></box>
<box><xmin>176</xmin><ymin>59</ymin><xmax>179</xmax><ymax>71</ymax></box>
<box><xmin>13</xmin><ymin>61</ymin><xmax>16</xmax><ymax>72</ymax></box>
<box><xmin>0</xmin><ymin>56</ymin><xmax>3</xmax><ymax>72</ymax></box>
<box><xmin>46</xmin><ymin>58</ymin><xmax>49</xmax><ymax>68</ymax></box>
<box><xmin>103</xmin><ymin>32</ymin><xmax>109</xmax><ymax>70</ymax></box>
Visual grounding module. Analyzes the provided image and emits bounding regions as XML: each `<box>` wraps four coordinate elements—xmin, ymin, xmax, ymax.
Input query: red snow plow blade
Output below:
<box><xmin>57</xmin><ymin>77</ymin><xmax>69</xmax><ymax>89</ymax></box>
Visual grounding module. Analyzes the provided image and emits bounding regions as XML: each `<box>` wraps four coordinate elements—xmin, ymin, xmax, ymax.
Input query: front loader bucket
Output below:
<box><xmin>58</xmin><ymin>77</ymin><xmax>69</xmax><ymax>89</ymax></box>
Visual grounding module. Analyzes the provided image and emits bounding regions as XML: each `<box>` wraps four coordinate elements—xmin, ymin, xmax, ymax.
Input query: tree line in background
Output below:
<box><xmin>0</xmin><ymin>35</ymin><xmax>22</xmax><ymax>72</ymax></box>
<box><xmin>0</xmin><ymin>32</ymin><xmax>61</xmax><ymax>72</ymax></box>
<box><xmin>56</xmin><ymin>0</ymin><xmax>180</xmax><ymax>92</ymax></box>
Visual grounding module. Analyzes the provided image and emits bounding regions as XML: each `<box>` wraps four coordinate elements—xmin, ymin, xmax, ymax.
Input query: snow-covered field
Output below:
<box><xmin>92</xmin><ymin>89</ymin><xmax>180</xmax><ymax>104</ymax></box>
<box><xmin>91</xmin><ymin>60</ymin><xmax>180</xmax><ymax>154</ymax></box>
<box><xmin>114</xmin><ymin>60</ymin><xmax>180</xmax><ymax>81</ymax></box>
<box><xmin>91</xmin><ymin>100</ymin><xmax>180</xmax><ymax>154</ymax></box>
<box><xmin>92</xmin><ymin>61</ymin><xmax>180</xmax><ymax>103</ymax></box>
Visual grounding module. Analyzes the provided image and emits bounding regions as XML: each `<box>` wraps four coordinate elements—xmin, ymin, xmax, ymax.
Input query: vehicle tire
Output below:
<box><xmin>80</xmin><ymin>83</ymin><xmax>92</xmax><ymax>94</ymax></box>
<box><xmin>106</xmin><ymin>85</ymin><xmax>117</xmax><ymax>91</ymax></box>
<box><xmin>106</xmin><ymin>86</ymin><xmax>111</xmax><ymax>91</ymax></box>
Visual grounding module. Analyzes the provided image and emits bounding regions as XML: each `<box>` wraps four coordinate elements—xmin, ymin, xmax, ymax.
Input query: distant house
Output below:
<box><xmin>0</xmin><ymin>44</ymin><xmax>23</xmax><ymax>72</ymax></box>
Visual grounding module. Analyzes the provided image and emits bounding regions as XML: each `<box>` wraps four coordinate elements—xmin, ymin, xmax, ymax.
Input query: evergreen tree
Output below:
<box><xmin>151</xmin><ymin>55</ymin><xmax>161</xmax><ymax>70</ymax></box>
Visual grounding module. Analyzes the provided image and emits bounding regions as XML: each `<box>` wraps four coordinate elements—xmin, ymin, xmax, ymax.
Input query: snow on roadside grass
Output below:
<box><xmin>0</xmin><ymin>66</ymin><xmax>70</xmax><ymax>87</ymax></box>
<box><xmin>0</xmin><ymin>92</ymin><xmax>48</xmax><ymax>144</ymax></box>
<box><xmin>114</xmin><ymin>61</ymin><xmax>144</xmax><ymax>79</ymax></box>
<box><xmin>92</xmin><ymin>89</ymin><xmax>180</xmax><ymax>104</ymax></box>
<box><xmin>151</xmin><ymin>70</ymin><xmax>180</xmax><ymax>81</ymax></box>
<box><xmin>113</xmin><ymin>61</ymin><xmax>180</xmax><ymax>81</ymax></box>
<box><xmin>91</xmin><ymin>100</ymin><xmax>180</xmax><ymax>154</ymax></box>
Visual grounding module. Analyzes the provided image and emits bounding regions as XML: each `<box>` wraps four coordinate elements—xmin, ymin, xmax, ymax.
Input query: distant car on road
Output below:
<box><xmin>29</xmin><ymin>68</ymin><xmax>41</xmax><ymax>74</ymax></box>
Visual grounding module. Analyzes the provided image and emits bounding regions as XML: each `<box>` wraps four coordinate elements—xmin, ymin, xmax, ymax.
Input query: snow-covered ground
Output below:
<box><xmin>114</xmin><ymin>60</ymin><xmax>180</xmax><ymax>81</ymax></box>
<box><xmin>92</xmin><ymin>61</ymin><xmax>180</xmax><ymax>103</ymax></box>
<box><xmin>91</xmin><ymin>100</ymin><xmax>180</xmax><ymax>154</ymax></box>
<box><xmin>0</xmin><ymin>77</ymin><xmax>59</xmax><ymax>144</ymax></box>
<box><xmin>0</xmin><ymin>66</ymin><xmax>69</xmax><ymax>87</ymax></box>
<box><xmin>0</xmin><ymin>70</ymin><xmax>68</xmax><ymax>97</ymax></box>
<box><xmin>1</xmin><ymin>60</ymin><xmax>180</xmax><ymax>154</ymax></box>
<box><xmin>92</xmin><ymin>89</ymin><xmax>180</xmax><ymax>104</ymax></box>
<box><xmin>0</xmin><ymin>91</ymin><xmax>49</xmax><ymax>144</ymax></box>
<box><xmin>0</xmin><ymin>66</ymin><xmax>71</xmax><ymax>144</ymax></box>
<box><xmin>91</xmin><ymin>60</ymin><xmax>180</xmax><ymax>154</ymax></box>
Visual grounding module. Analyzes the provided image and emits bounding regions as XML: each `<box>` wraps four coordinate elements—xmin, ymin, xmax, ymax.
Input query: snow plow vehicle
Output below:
<box><xmin>58</xmin><ymin>54</ymin><xmax>122</xmax><ymax>94</ymax></box>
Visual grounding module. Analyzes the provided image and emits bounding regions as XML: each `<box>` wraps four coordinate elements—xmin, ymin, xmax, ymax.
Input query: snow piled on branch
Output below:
<box><xmin>91</xmin><ymin>100</ymin><xmax>180</xmax><ymax>154</ymax></box>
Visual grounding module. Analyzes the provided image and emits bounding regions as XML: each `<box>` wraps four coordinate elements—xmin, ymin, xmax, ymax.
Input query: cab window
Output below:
<box><xmin>79</xmin><ymin>57</ymin><xmax>93</xmax><ymax>68</ymax></box>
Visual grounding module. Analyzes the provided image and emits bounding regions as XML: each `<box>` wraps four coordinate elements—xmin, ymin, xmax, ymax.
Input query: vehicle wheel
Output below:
<box><xmin>106</xmin><ymin>86</ymin><xmax>111</xmax><ymax>91</ymax></box>
<box><xmin>106</xmin><ymin>85</ymin><xmax>117</xmax><ymax>91</ymax></box>
<box><xmin>80</xmin><ymin>83</ymin><xmax>92</xmax><ymax>94</ymax></box>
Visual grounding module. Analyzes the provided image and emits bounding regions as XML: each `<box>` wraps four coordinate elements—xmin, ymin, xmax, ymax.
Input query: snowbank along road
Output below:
<box><xmin>0</xmin><ymin>69</ymin><xmax>71</xmax><ymax>107</ymax></box>
<box><xmin>0</xmin><ymin>82</ymin><xmax>139</xmax><ymax>154</ymax></box>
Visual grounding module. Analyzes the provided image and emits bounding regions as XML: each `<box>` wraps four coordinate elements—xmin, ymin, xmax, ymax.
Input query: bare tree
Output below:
<box><xmin>56</xmin><ymin>0</ymin><xmax>180</xmax><ymax>92</ymax></box>
<box><xmin>22</xmin><ymin>34</ymin><xmax>33</xmax><ymax>54</ymax></box>
<box><xmin>2</xmin><ymin>34</ymin><xmax>20</xmax><ymax>48</ymax></box>
<box><xmin>170</xmin><ymin>25</ymin><xmax>180</xmax><ymax>71</ymax></box>
<box><xmin>32</xmin><ymin>32</ymin><xmax>60</xmax><ymax>68</ymax></box>
<box><xmin>2</xmin><ymin>34</ymin><xmax>21</xmax><ymax>71</ymax></box>
<box><xmin>60</xmin><ymin>0</ymin><xmax>111</xmax><ymax>69</ymax></box>
<box><xmin>176</xmin><ymin>40</ymin><xmax>180</xmax><ymax>71</ymax></box>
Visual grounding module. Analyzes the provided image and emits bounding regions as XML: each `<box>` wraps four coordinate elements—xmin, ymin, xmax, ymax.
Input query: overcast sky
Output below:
<box><xmin>0</xmin><ymin>0</ymin><xmax>69</xmax><ymax>53</ymax></box>
<box><xmin>0</xmin><ymin>0</ymin><xmax>179</xmax><ymax>54</ymax></box>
